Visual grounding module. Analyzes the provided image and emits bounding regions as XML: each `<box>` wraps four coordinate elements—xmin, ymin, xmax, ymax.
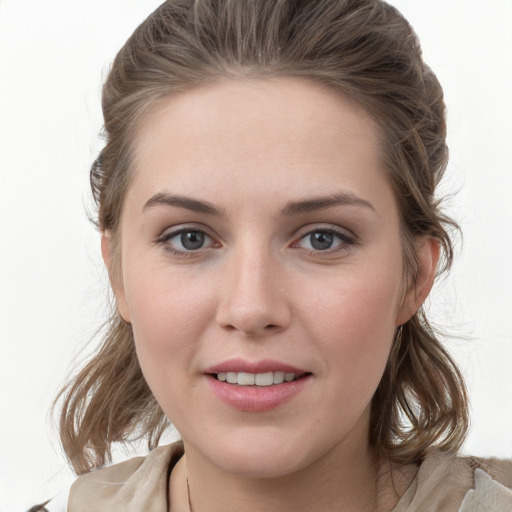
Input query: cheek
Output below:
<box><xmin>122</xmin><ymin>265</ymin><xmax>215</xmax><ymax>388</ymax></box>
<box><xmin>303</xmin><ymin>262</ymin><xmax>402</xmax><ymax>396</ymax></box>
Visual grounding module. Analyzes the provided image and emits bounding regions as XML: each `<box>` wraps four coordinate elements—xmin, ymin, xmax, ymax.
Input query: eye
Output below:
<box><xmin>295</xmin><ymin>228</ymin><xmax>355</xmax><ymax>252</ymax></box>
<box><xmin>157</xmin><ymin>228</ymin><xmax>217</xmax><ymax>254</ymax></box>
<box><xmin>176</xmin><ymin>230</ymin><xmax>207</xmax><ymax>250</ymax></box>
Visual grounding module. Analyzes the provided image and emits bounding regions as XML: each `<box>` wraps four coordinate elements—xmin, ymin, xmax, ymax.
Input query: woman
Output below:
<box><xmin>34</xmin><ymin>0</ymin><xmax>512</xmax><ymax>510</ymax></box>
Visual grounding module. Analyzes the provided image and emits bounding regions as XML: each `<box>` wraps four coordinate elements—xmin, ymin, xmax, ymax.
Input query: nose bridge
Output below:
<box><xmin>216</xmin><ymin>235</ymin><xmax>290</xmax><ymax>335</ymax></box>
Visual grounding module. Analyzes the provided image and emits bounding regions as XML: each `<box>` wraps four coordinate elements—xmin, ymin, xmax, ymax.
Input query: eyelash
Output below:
<box><xmin>293</xmin><ymin>227</ymin><xmax>357</xmax><ymax>256</ymax></box>
<box><xmin>155</xmin><ymin>227</ymin><xmax>218</xmax><ymax>257</ymax></box>
<box><xmin>155</xmin><ymin>226</ymin><xmax>357</xmax><ymax>257</ymax></box>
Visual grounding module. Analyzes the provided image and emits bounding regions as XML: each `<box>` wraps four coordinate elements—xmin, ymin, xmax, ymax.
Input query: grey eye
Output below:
<box><xmin>308</xmin><ymin>231</ymin><xmax>334</xmax><ymax>250</ymax></box>
<box><xmin>296</xmin><ymin>228</ymin><xmax>354</xmax><ymax>253</ymax></box>
<box><xmin>180</xmin><ymin>231</ymin><xmax>205</xmax><ymax>250</ymax></box>
<box><xmin>162</xmin><ymin>229</ymin><xmax>214</xmax><ymax>252</ymax></box>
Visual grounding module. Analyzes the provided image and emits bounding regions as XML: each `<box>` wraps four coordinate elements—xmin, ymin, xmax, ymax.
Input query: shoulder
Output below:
<box><xmin>394</xmin><ymin>450</ymin><xmax>512</xmax><ymax>512</ymax></box>
<box><xmin>67</xmin><ymin>442</ymin><xmax>184</xmax><ymax>512</ymax></box>
<box><xmin>459</xmin><ymin>455</ymin><xmax>512</xmax><ymax>511</ymax></box>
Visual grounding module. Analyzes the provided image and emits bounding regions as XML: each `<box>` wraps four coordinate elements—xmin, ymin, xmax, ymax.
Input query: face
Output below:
<box><xmin>109</xmin><ymin>78</ymin><xmax>425</xmax><ymax>478</ymax></box>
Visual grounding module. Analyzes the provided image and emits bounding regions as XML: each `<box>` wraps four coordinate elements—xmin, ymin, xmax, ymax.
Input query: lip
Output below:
<box><xmin>203</xmin><ymin>358</ymin><xmax>312</xmax><ymax>412</ymax></box>
<box><xmin>203</xmin><ymin>358</ymin><xmax>307</xmax><ymax>375</ymax></box>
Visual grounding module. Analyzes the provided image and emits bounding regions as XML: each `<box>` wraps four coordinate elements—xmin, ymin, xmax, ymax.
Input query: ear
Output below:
<box><xmin>101</xmin><ymin>232</ymin><xmax>131</xmax><ymax>323</ymax></box>
<box><xmin>396</xmin><ymin>237</ymin><xmax>440</xmax><ymax>326</ymax></box>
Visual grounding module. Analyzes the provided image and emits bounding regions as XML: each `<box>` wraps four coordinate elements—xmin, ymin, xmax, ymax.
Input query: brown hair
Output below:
<box><xmin>57</xmin><ymin>0</ymin><xmax>469</xmax><ymax>474</ymax></box>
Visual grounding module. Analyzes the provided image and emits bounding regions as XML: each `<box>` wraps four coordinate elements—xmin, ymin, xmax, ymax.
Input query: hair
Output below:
<box><xmin>56</xmin><ymin>0</ymin><xmax>469</xmax><ymax>475</ymax></box>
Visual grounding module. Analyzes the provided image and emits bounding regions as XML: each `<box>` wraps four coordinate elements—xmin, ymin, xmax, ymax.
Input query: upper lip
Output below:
<box><xmin>203</xmin><ymin>358</ymin><xmax>308</xmax><ymax>375</ymax></box>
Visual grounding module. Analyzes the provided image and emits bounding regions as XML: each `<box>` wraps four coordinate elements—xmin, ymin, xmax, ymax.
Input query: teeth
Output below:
<box><xmin>273</xmin><ymin>371</ymin><xmax>285</xmax><ymax>384</ymax></box>
<box><xmin>238</xmin><ymin>372</ymin><xmax>255</xmax><ymax>385</ymax></box>
<box><xmin>216</xmin><ymin>371</ymin><xmax>298</xmax><ymax>386</ymax></box>
<box><xmin>255</xmin><ymin>372</ymin><xmax>273</xmax><ymax>386</ymax></box>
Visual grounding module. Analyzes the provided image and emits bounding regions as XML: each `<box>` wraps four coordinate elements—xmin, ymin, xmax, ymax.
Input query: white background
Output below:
<box><xmin>0</xmin><ymin>1</ymin><xmax>511</xmax><ymax>510</ymax></box>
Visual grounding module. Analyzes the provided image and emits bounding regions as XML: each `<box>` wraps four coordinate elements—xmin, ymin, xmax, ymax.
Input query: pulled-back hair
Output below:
<box><xmin>57</xmin><ymin>0</ymin><xmax>469</xmax><ymax>474</ymax></box>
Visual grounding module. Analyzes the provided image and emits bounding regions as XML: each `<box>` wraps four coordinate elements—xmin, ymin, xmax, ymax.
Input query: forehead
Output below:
<box><xmin>129</xmin><ymin>77</ymin><xmax>390</xmax><ymax>210</ymax></box>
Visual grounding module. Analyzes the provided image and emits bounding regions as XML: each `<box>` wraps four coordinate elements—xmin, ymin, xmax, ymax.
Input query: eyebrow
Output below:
<box><xmin>143</xmin><ymin>193</ymin><xmax>224</xmax><ymax>216</ymax></box>
<box><xmin>142</xmin><ymin>191</ymin><xmax>375</xmax><ymax>217</ymax></box>
<box><xmin>281</xmin><ymin>193</ymin><xmax>375</xmax><ymax>216</ymax></box>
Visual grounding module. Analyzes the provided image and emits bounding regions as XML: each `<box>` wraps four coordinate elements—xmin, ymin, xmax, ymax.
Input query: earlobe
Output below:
<box><xmin>396</xmin><ymin>237</ymin><xmax>440</xmax><ymax>326</ymax></box>
<box><xmin>101</xmin><ymin>232</ymin><xmax>131</xmax><ymax>323</ymax></box>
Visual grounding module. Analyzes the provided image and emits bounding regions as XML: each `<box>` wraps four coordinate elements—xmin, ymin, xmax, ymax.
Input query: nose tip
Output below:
<box><xmin>215</xmin><ymin>254</ymin><xmax>291</xmax><ymax>337</ymax></box>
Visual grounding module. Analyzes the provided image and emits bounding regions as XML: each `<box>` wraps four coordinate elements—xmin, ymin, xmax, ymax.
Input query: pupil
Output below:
<box><xmin>311</xmin><ymin>231</ymin><xmax>333</xmax><ymax>250</ymax></box>
<box><xmin>181</xmin><ymin>231</ymin><xmax>204</xmax><ymax>250</ymax></box>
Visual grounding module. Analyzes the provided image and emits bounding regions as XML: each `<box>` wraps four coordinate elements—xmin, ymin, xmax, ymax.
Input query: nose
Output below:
<box><xmin>215</xmin><ymin>244</ymin><xmax>292</xmax><ymax>337</ymax></box>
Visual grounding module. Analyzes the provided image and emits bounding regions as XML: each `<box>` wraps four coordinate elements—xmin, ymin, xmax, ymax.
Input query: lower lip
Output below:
<box><xmin>206</xmin><ymin>375</ymin><xmax>311</xmax><ymax>412</ymax></box>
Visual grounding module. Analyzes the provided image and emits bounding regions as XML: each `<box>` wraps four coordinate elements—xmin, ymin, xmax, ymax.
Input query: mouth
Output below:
<box><xmin>206</xmin><ymin>367</ymin><xmax>312</xmax><ymax>411</ymax></box>
<box><xmin>211</xmin><ymin>371</ymin><xmax>310</xmax><ymax>387</ymax></box>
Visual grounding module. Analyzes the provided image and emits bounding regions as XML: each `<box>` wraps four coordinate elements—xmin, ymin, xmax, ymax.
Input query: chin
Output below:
<box><xmin>193</xmin><ymin>428</ymin><xmax>325</xmax><ymax>479</ymax></box>
<box><xmin>215</xmin><ymin>451</ymin><xmax>306</xmax><ymax>479</ymax></box>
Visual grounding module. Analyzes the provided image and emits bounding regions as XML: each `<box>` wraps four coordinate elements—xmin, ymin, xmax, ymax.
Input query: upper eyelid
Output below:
<box><xmin>293</xmin><ymin>224</ymin><xmax>356</xmax><ymax>241</ymax></box>
<box><xmin>158</xmin><ymin>223</ymin><xmax>217</xmax><ymax>239</ymax></box>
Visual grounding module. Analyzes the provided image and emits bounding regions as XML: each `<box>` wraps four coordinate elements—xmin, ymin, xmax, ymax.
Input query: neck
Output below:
<box><xmin>173</xmin><ymin>426</ymin><xmax>409</xmax><ymax>512</ymax></box>
<box><xmin>188</xmin><ymin>447</ymin><xmax>377</xmax><ymax>512</ymax></box>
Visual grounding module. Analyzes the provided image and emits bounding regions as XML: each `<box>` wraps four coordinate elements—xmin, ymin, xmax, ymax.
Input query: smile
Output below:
<box><xmin>206</xmin><ymin>367</ymin><xmax>312</xmax><ymax>412</ymax></box>
<box><xmin>215</xmin><ymin>371</ymin><xmax>301</xmax><ymax>386</ymax></box>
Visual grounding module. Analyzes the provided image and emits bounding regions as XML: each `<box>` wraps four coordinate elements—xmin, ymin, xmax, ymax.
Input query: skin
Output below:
<box><xmin>103</xmin><ymin>77</ymin><xmax>439</xmax><ymax>511</ymax></box>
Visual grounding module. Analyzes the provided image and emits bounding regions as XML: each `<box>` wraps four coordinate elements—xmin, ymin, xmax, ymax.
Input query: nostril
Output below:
<box><xmin>216</xmin><ymin>296</ymin><xmax>291</xmax><ymax>336</ymax></box>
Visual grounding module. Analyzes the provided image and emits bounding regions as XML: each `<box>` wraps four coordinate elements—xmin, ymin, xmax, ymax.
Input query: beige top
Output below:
<box><xmin>67</xmin><ymin>442</ymin><xmax>512</xmax><ymax>512</ymax></box>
